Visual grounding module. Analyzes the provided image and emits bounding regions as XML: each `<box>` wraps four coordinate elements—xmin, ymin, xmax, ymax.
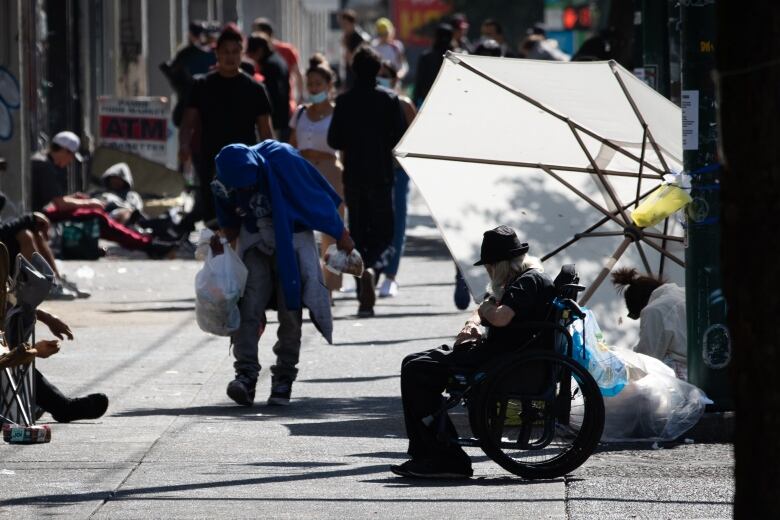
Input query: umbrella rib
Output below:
<box><xmin>576</xmin><ymin>231</ymin><xmax>626</xmax><ymax>238</ymax></box>
<box><xmin>567</xmin><ymin>122</ymin><xmax>632</xmax><ymax>225</ymax></box>
<box><xmin>540</xmin><ymin>195</ymin><xmax>640</xmax><ymax>262</ymax></box>
<box><xmin>635</xmin><ymin>241</ymin><xmax>653</xmax><ymax>274</ymax></box>
<box><xmin>636</xmin><ymin>128</ymin><xmax>648</xmax><ymax>209</ymax></box>
<box><xmin>539</xmin><ymin>165</ymin><xmax>624</xmax><ymax>228</ymax></box>
<box><xmin>659</xmin><ymin>219</ymin><xmax>670</xmax><ymax>276</ymax></box>
<box><xmin>640</xmin><ymin>235</ymin><xmax>685</xmax><ymax>267</ymax></box>
<box><xmin>397</xmin><ymin>152</ymin><xmax>662</xmax><ymax>180</ymax></box>
<box><xmin>643</xmin><ymin>230</ymin><xmax>684</xmax><ymax>243</ymax></box>
<box><xmin>579</xmin><ymin>237</ymin><xmax>633</xmax><ymax>306</ymax></box>
<box><xmin>448</xmin><ymin>52</ymin><xmax>666</xmax><ymax>176</ymax></box>
<box><xmin>609</xmin><ymin>61</ymin><xmax>672</xmax><ymax>174</ymax></box>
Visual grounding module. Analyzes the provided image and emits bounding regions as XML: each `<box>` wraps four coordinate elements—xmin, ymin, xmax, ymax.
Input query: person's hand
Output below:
<box><xmin>81</xmin><ymin>198</ymin><xmax>105</xmax><ymax>210</ymax></box>
<box><xmin>478</xmin><ymin>299</ymin><xmax>496</xmax><ymax>321</ymax></box>
<box><xmin>454</xmin><ymin>325</ymin><xmax>481</xmax><ymax>346</ymax></box>
<box><xmin>33</xmin><ymin>339</ymin><xmax>60</xmax><ymax>358</ymax></box>
<box><xmin>33</xmin><ymin>212</ymin><xmax>50</xmax><ymax>234</ymax></box>
<box><xmin>45</xmin><ymin>314</ymin><xmax>74</xmax><ymax>340</ymax></box>
<box><xmin>210</xmin><ymin>234</ymin><xmax>225</xmax><ymax>255</ymax></box>
<box><xmin>336</xmin><ymin>229</ymin><xmax>354</xmax><ymax>253</ymax></box>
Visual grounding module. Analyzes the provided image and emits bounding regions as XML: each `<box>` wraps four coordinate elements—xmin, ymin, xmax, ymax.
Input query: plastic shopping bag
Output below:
<box><xmin>570</xmin><ymin>310</ymin><xmax>628</xmax><ymax>397</ymax></box>
<box><xmin>601</xmin><ymin>347</ymin><xmax>712</xmax><ymax>441</ymax></box>
<box><xmin>324</xmin><ymin>244</ymin><xmax>364</xmax><ymax>277</ymax></box>
<box><xmin>630</xmin><ymin>183</ymin><xmax>692</xmax><ymax>228</ymax></box>
<box><xmin>195</xmin><ymin>239</ymin><xmax>248</xmax><ymax>336</ymax></box>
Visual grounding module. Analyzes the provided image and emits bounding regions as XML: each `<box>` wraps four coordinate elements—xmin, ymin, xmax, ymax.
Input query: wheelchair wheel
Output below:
<box><xmin>471</xmin><ymin>350</ymin><xmax>604</xmax><ymax>480</ymax></box>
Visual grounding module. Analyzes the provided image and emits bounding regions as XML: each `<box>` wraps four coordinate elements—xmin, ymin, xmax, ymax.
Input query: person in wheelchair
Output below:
<box><xmin>392</xmin><ymin>225</ymin><xmax>556</xmax><ymax>479</ymax></box>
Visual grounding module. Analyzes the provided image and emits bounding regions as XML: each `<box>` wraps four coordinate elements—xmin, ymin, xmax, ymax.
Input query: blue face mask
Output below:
<box><xmin>377</xmin><ymin>77</ymin><xmax>393</xmax><ymax>89</ymax></box>
<box><xmin>308</xmin><ymin>91</ymin><xmax>328</xmax><ymax>104</ymax></box>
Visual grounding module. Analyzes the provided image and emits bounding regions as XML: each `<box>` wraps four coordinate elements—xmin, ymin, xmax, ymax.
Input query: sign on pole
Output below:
<box><xmin>97</xmin><ymin>97</ymin><xmax>172</xmax><ymax>166</ymax></box>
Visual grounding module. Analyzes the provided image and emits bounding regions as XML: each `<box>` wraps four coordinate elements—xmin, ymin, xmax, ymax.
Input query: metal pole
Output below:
<box><xmin>681</xmin><ymin>1</ymin><xmax>732</xmax><ymax>410</ymax></box>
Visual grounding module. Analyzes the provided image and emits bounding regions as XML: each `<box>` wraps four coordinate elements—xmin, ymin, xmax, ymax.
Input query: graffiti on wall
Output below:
<box><xmin>0</xmin><ymin>66</ymin><xmax>21</xmax><ymax>141</ymax></box>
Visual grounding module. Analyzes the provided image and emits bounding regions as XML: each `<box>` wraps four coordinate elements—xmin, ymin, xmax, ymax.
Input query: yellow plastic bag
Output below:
<box><xmin>630</xmin><ymin>184</ymin><xmax>692</xmax><ymax>228</ymax></box>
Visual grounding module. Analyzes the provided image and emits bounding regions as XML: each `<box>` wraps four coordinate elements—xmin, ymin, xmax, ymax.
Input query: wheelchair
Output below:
<box><xmin>438</xmin><ymin>265</ymin><xmax>605</xmax><ymax>480</ymax></box>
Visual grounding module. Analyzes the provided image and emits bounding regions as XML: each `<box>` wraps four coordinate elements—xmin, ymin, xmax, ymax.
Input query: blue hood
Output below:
<box><xmin>215</xmin><ymin>144</ymin><xmax>266</xmax><ymax>189</ymax></box>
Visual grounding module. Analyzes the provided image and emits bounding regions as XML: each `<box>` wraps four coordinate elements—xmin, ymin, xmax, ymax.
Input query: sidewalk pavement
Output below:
<box><xmin>0</xmin><ymin>206</ymin><xmax>733</xmax><ymax>519</ymax></box>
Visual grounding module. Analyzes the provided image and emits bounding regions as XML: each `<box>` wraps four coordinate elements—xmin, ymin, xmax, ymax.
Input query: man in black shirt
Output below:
<box><xmin>328</xmin><ymin>45</ymin><xmax>407</xmax><ymax>317</ymax></box>
<box><xmin>413</xmin><ymin>24</ymin><xmax>453</xmax><ymax>107</ymax></box>
<box><xmin>178</xmin><ymin>28</ymin><xmax>273</xmax><ymax>230</ymax></box>
<box><xmin>339</xmin><ymin>9</ymin><xmax>367</xmax><ymax>91</ymax></box>
<box><xmin>392</xmin><ymin>226</ymin><xmax>555</xmax><ymax>479</ymax></box>
<box><xmin>246</xmin><ymin>32</ymin><xmax>291</xmax><ymax>141</ymax></box>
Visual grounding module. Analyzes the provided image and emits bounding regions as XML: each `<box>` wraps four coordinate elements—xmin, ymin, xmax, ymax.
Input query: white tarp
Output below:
<box><xmin>395</xmin><ymin>54</ymin><xmax>684</xmax><ymax>347</ymax></box>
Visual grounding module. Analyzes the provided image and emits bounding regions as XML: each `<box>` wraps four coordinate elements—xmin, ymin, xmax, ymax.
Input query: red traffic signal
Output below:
<box><xmin>562</xmin><ymin>5</ymin><xmax>592</xmax><ymax>30</ymax></box>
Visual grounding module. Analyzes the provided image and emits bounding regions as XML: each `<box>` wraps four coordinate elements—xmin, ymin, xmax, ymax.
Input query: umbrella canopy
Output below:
<box><xmin>395</xmin><ymin>53</ymin><xmax>685</xmax><ymax>347</ymax></box>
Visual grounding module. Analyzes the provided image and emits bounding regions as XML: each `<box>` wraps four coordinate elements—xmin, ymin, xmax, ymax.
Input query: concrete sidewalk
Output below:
<box><xmin>0</xmin><ymin>228</ymin><xmax>733</xmax><ymax>518</ymax></box>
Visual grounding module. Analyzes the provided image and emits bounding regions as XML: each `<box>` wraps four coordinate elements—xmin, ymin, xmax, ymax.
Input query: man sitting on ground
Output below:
<box><xmin>31</xmin><ymin>131</ymin><xmax>177</xmax><ymax>258</ymax></box>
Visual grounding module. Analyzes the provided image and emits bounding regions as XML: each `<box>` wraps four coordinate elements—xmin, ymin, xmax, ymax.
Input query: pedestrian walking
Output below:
<box><xmin>413</xmin><ymin>23</ymin><xmax>453</xmax><ymax>107</ymax></box>
<box><xmin>328</xmin><ymin>46</ymin><xmax>407</xmax><ymax>316</ymax></box>
<box><xmin>449</xmin><ymin>13</ymin><xmax>473</xmax><ymax>54</ymax></box>
<box><xmin>177</xmin><ymin>28</ymin><xmax>274</xmax><ymax>234</ymax></box>
<box><xmin>246</xmin><ymin>32</ymin><xmax>292</xmax><ymax>141</ymax></box>
<box><xmin>252</xmin><ymin>18</ymin><xmax>304</xmax><ymax>114</ymax></box>
<box><xmin>371</xmin><ymin>18</ymin><xmax>408</xmax><ymax>81</ymax></box>
<box><xmin>376</xmin><ymin>60</ymin><xmax>416</xmax><ymax>298</ymax></box>
<box><xmin>212</xmin><ymin>141</ymin><xmax>354</xmax><ymax>406</ymax></box>
<box><xmin>338</xmin><ymin>9</ymin><xmax>368</xmax><ymax>91</ymax></box>
<box><xmin>479</xmin><ymin>19</ymin><xmax>517</xmax><ymax>58</ymax></box>
<box><xmin>289</xmin><ymin>54</ymin><xmax>344</xmax><ymax>297</ymax></box>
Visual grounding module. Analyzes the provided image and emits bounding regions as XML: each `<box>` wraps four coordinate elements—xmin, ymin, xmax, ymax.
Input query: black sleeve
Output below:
<box><xmin>501</xmin><ymin>274</ymin><xmax>541</xmax><ymax>317</ymax></box>
<box><xmin>0</xmin><ymin>214</ymin><xmax>35</xmax><ymax>236</ymax></box>
<box><xmin>31</xmin><ymin>161</ymin><xmax>66</xmax><ymax>211</ymax></box>
<box><xmin>389</xmin><ymin>95</ymin><xmax>407</xmax><ymax>147</ymax></box>
<box><xmin>254</xmin><ymin>80</ymin><xmax>272</xmax><ymax>118</ymax></box>
<box><xmin>327</xmin><ymin>96</ymin><xmax>347</xmax><ymax>150</ymax></box>
<box><xmin>186</xmin><ymin>77</ymin><xmax>204</xmax><ymax>109</ymax></box>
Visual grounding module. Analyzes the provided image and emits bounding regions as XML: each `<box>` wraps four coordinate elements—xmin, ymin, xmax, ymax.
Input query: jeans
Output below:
<box><xmin>232</xmin><ymin>247</ymin><xmax>303</xmax><ymax>381</ymax></box>
<box><xmin>385</xmin><ymin>168</ymin><xmax>410</xmax><ymax>278</ymax></box>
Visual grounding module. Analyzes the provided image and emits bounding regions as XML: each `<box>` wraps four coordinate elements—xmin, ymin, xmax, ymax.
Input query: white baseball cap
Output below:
<box><xmin>52</xmin><ymin>131</ymin><xmax>83</xmax><ymax>161</ymax></box>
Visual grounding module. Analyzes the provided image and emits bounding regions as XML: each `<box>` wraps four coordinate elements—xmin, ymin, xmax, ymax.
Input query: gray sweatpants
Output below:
<box><xmin>232</xmin><ymin>247</ymin><xmax>302</xmax><ymax>381</ymax></box>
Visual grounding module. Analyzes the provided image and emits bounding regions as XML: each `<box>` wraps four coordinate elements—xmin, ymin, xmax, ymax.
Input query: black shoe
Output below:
<box><xmin>226</xmin><ymin>373</ymin><xmax>256</xmax><ymax>406</ymax></box>
<box><xmin>51</xmin><ymin>393</ymin><xmax>109</xmax><ymax>423</ymax></box>
<box><xmin>267</xmin><ymin>376</ymin><xmax>293</xmax><ymax>406</ymax></box>
<box><xmin>358</xmin><ymin>269</ymin><xmax>376</xmax><ymax>315</ymax></box>
<box><xmin>145</xmin><ymin>238</ymin><xmax>179</xmax><ymax>259</ymax></box>
<box><xmin>454</xmin><ymin>271</ymin><xmax>471</xmax><ymax>310</ymax></box>
<box><xmin>390</xmin><ymin>458</ymin><xmax>473</xmax><ymax>479</ymax></box>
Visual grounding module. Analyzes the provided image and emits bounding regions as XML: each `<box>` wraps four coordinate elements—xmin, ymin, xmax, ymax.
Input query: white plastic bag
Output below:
<box><xmin>194</xmin><ymin>228</ymin><xmax>215</xmax><ymax>261</ymax></box>
<box><xmin>601</xmin><ymin>347</ymin><xmax>712</xmax><ymax>441</ymax></box>
<box><xmin>324</xmin><ymin>244</ymin><xmax>364</xmax><ymax>276</ymax></box>
<box><xmin>194</xmin><ymin>239</ymin><xmax>248</xmax><ymax>336</ymax></box>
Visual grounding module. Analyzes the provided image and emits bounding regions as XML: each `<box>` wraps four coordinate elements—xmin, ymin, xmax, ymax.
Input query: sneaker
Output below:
<box><xmin>454</xmin><ymin>271</ymin><xmax>471</xmax><ymax>310</ymax></box>
<box><xmin>378</xmin><ymin>278</ymin><xmax>398</xmax><ymax>298</ymax></box>
<box><xmin>51</xmin><ymin>393</ymin><xmax>109</xmax><ymax>423</ymax></box>
<box><xmin>358</xmin><ymin>269</ymin><xmax>376</xmax><ymax>314</ymax></box>
<box><xmin>47</xmin><ymin>283</ymin><xmax>77</xmax><ymax>301</ymax></box>
<box><xmin>357</xmin><ymin>306</ymin><xmax>375</xmax><ymax>318</ymax></box>
<box><xmin>60</xmin><ymin>277</ymin><xmax>91</xmax><ymax>299</ymax></box>
<box><xmin>226</xmin><ymin>373</ymin><xmax>256</xmax><ymax>406</ymax></box>
<box><xmin>390</xmin><ymin>458</ymin><xmax>473</xmax><ymax>479</ymax></box>
<box><xmin>267</xmin><ymin>376</ymin><xmax>293</xmax><ymax>406</ymax></box>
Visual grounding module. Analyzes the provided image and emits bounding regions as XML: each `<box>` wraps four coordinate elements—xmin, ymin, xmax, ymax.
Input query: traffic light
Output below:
<box><xmin>562</xmin><ymin>5</ymin><xmax>592</xmax><ymax>31</ymax></box>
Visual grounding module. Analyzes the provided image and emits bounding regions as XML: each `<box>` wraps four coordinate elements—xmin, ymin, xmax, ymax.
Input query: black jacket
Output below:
<box><xmin>260</xmin><ymin>52</ymin><xmax>291</xmax><ymax>131</ymax></box>
<box><xmin>328</xmin><ymin>80</ymin><xmax>407</xmax><ymax>188</ymax></box>
<box><xmin>413</xmin><ymin>46</ymin><xmax>449</xmax><ymax>106</ymax></box>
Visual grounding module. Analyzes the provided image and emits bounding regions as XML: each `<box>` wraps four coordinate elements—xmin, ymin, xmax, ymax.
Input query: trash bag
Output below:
<box><xmin>630</xmin><ymin>183</ymin><xmax>692</xmax><ymax>228</ymax></box>
<box><xmin>601</xmin><ymin>347</ymin><xmax>712</xmax><ymax>441</ymax></box>
<box><xmin>570</xmin><ymin>309</ymin><xmax>628</xmax><ymax>397</ymax></box>
<box><xmin>194</xmin><ymin>239</ymin><xmax>248</xmax><ymax>336</ymax></box>
<box><xmin>324</xmin><ymin>244</ymin><xmax>364</xmax><ymax>277</ymax></box>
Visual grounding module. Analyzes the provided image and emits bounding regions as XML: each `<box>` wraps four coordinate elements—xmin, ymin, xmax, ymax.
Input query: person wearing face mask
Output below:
<box><xmin>376</xmin><ymin>61</ymin><xmax>416</xmax><ymax>298</ymax></box>
<box><xmin>289</xmin><ymin>55</ymin><xmax>344</xmax><ymax>298</ymax></box>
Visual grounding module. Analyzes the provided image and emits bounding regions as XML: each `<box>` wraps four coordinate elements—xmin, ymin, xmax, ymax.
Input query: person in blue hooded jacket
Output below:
<box><xmin>213</xmin><ymin>140</ymin><xmax>354</xmax><ymax>406</ymax></box>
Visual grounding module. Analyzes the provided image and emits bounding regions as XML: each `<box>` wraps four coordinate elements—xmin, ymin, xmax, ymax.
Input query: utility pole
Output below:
<box><xmin>680</xmin><ymin>1</ymin><xmax>732</xmax><ymax>409</ymax></box>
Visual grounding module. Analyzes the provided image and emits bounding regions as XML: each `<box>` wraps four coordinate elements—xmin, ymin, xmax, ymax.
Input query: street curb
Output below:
<box><xmin>683</xmin><ymin>411</ymin><xmax>735</xmax><ymax>443</ymax></box>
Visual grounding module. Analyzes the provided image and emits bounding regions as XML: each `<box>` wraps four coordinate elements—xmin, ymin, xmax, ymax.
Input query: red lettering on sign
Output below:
<box><xmin>99</xmin><ymin>116</ymin><xmax>167</xmax><ymax>142</ymax></box>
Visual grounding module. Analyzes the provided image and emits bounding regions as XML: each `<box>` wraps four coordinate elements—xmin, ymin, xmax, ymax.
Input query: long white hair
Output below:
<box><xmin>487</xmin><ymin>254</ymin><xmax>544</xmax><ymax>300</ymax></box>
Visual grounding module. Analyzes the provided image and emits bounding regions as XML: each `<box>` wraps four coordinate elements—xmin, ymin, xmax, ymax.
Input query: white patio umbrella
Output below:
<box><xmin>395</xmin><ymin>53</ymin><xmax>685</xmax><ymax>347</ymax></box>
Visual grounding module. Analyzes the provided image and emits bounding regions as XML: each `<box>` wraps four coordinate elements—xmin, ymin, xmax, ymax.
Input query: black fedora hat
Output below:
<box><xmin>474</xmin><ymin>225</ymin><xmax>529</xmax><ymax>266</ymax></box>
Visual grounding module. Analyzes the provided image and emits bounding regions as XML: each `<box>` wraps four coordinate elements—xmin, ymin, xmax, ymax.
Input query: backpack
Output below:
<box><xmin>60</xmin><ymin>219</ymin><xmax>101</xmax><ymax>260</ymax></box>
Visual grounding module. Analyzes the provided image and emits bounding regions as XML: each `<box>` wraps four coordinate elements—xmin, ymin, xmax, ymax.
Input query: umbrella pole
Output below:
<box><xmin>580</xmin><ymin>237</ymin><xmax>633</xmax><ymax>306</ymax></box>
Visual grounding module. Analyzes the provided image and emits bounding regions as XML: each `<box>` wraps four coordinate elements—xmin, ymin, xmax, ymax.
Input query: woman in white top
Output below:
<box><xmin>290</xmin><ymin>54</ymin><xmax>344</xmax><ymax>294</ymax></box>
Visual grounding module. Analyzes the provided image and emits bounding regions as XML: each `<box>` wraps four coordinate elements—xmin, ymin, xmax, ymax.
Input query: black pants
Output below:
<box><xmin>401</xmin><ymin>344</ymin><xmax>492</xmax><ymax>463</ymax></box>
<box><xmin>178</xmin><ymin>160</ymin><xmax>217</xmax><ymax>233</ymax></box>
<box><xmin>344</xmin><ymin>184</ymin><xmax>394</xmax><ymax>271</ymax></box>
<box><xmin>34</xmin><ymin>369</ymin><xmax>71</xmax><ymax>416</ymax></box>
